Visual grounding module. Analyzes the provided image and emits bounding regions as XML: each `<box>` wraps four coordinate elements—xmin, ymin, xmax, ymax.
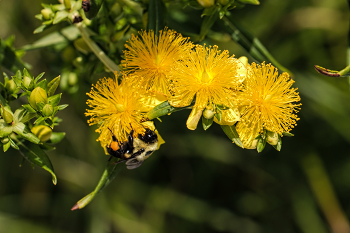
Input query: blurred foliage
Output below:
<box><xmin>0</xmin><ymin>0</ymin><xmax>350</xmax><ymax>233</ymax></box>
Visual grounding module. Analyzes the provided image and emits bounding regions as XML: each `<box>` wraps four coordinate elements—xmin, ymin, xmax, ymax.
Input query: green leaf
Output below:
<box><xmin>9</xmin><ymin>137</ymin><xmax>19</xmax><ymax>150</ymax></box>
<box><xmin>47</xmin><ymin>76</ymin><xmax>60</xmax><ymax>97</ymax></box>
<box><xmin>282</xmin><ymin>132</ymin><xmax>294</xmax><ymax>137</ymax></box>
<box><xmin>22</xmin><ymin>104</ymin><xmax>37</xmax><ymax>113</ymax></box>
<box><xmin>0</xmin><ymin>120</ymin><xmax>13</xmax><ymax>137</ymax></box>
<box><xmin>18</xmin><ymin>141</ymin><xmax>57</xmax><ymax>185</ymax></box>
<box><xmin>201</xmin><ymin>5</ymin><xmax>218</xmax><ymax>17</ymax></box>
<box><xmin>49</xmin><ymin>132</ymin><xmax>66</xmax><ymax>144</ymax></box>
<box><xmin>53</xmin><ymin>11</ymin><xmax>69</xmax><ymax>24</ymax></box>
<box><xmin>34</xmin><ymin>72</ymin><xmax>45</xmax><ymax>84</ymax></box>
<box><xmin>12</xmin><ymin>70</ymin><xmax>22</xmax><ymax>87</ymax></box>
<box><xmin>13</xmin><ymin>122</ymin><xmax>40</xmax><ymax>144</ymax></box>
<box><xmin>3</xmin><ymin>140</ymin><xmax>11</xmax><ymax>152</ymax></box>
<box><xmin>214</xmin><ymin>111</ymin><xmax>222</xmax><ymax>123</ymax></box>
<box><xmin>71</xmin><ymin>158</ymin><xmax>123</xmax><ymax>210</ymax></box>
<box><xmin>13</xmin><ymin>107</ymin><xmax>26</xmax><ymax>123</ymax></box>
<box><xmin>237</xmin><ymin>0</ymin><xmax>260</xmax><ymax>5</ymax></box>
<box><xmin>22</xmin><ymin>26</ymin><xmax>80</xmax><ymax>51</ymax></box>
<box><xmin>272</xmin><ymin>136</ymin><xmax>282</xmax><ymax>151</ymax></box>
<box><xmin>202</xmin><ymin>116</ymin><xmax>213</xmax><ymax>131</ymax></box>
<box><xmin>257</xmin><ymin>138</ymin><xmax>266</xmax><ymax>153</ymax></box>
<box><xmin>57</xmin><ymin>104</ymin><xmax>68</xmax><ymax>111</ymax></box>
<box><xmin>23</xmin><ymin>68</ymin><xmax>32</xmax><ymax>79</ymax></box>
<box><xmin>34</xmin><ymin>116</ymin><xmax>46</xmax><ymax>125</ymax></box>
<box><xmin>146</xmin><ymin>101</ymin><xmax>194</xmax><ymax>120</ymax></box>
<box><xmin>221</xmin><ymin>16</ymin><xmax>293</xmax><ymax>76</ymax></box>
<box><xmin>34</xmin><ymin>24</ymin><xmax>48</xmax><ymax>34</ymax></box>
<box><xmin>199</xmin><ymin>8</ymin><xmax>219</xmax><ymax>41</ymax></box>
<box><xmin>147</xmin><ymin>0</ymin><xmax>167</xmax><ymax>34</ymax></box>
<box><xmin>221</xmin><ymin>124</ymin><xmax>244</xmax><ymax>148</ymax></box>
<box><xmin>0</xmin><ymin>38</ymin><xmax>26</xmax><ymax>73</ymax></box>
<box><xmin>85</xmin><ymin>0</ymin><xmax>106</xmax><ymax>19</ymax></box>
<box><xmin>36</xmin><ymin>79</ymin><xmax>47</xmax><ymax>91</ymax></box>
<box><xmin>48</xmin><ymin>93</ymin><xmax>61</xmax><ymax>106</ymax></box>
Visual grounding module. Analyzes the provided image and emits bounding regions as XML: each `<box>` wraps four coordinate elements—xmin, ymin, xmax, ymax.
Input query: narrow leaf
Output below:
<box><xmin>85</xmin><ymin>0</ymin><xmax>106</xmax><ymax>19</ymax></box>
<box><xmin>57</xmin><ymin>104</ymin><xmax>68</xmax><ymax>111</ymax></box>
<box><xmin>147</xmin><ymin>0</ymin><xmax>167</xmax><ymax>34</ymax></box>
<box><xmin>221</xmin><ymin>124</ymin><xmax>244</xmax><ymax>148</ymax></box>
<box><xmin>48</xmin><ymin>93</ymin><xmax>61</xmax><ymax>106</ymax></box>
<box><xmin>199</xmin><ymin>8</ymin><xmax>219</xmax><ymax>41</ymax></box>
<box><xmin>71</xmin><ymin>159</ymin><xmax>123</xmax><ymax>210</ymax></box>
<box><xmin>50</xmin><ymin>132</ymin><xmax>66</xmax><ymax>144</ymax></box>
<box><xmin>272</xmin><ymin>136</ymin><xmax>282</xmax><ymax>151</ymax></box>
<box><xmin>18</xmin><ymin>141</ymin><xmax>57</xmax><ymax>185</ymax></box>
<box><xmin>34</xmin><ymin>24</ymin><xmax>48</xmax><ymax>34</ymax></box>
<box><xmin>202</xmin><ymin>116</ymin><xmax>213</xmax><ymax>131</ymax></box>
<box><xmin>53</xmin><ymin>11</ymin><xmax>69</xmax><ymax>24</ymax></box>
<box><xmin>257</xmin><ymin>138</ymin><xmax>266</xmax><ymax>153</ymax></box>
<box><xmin>13</xmin><ymin>122</ymin><xmax>41</xmax><ymax>144</ymax></box>
<box><xmin>34</xmin><ymin>72</ymin><xmax>45</xmax><ymax>84</ymax></box>
<box><xmin>237</xmin><ymin>0</ymin><xmax>260</xmax><ymax>4</ymax></box>
<box><xmin>47</xmin><ymin>76</ymin><xmax>60</xmax><ymax>97</ymax></box>
<box><xmin>36</xmin><ymin>79</ymin><xmax>47</xmax><ymax>91</ymax></box>
<box><xmin>22</xmin><ymin>104</ymin><xmax>37</xmax><ymax>113</ymax></box>
<box><xmin>3</xmin><ymin>140</ymin><xmax>11</xmax><ymax>152</ymax></box>
<box><xmin>146</xmin><ymin>101</ymin><xmax>193</xmax><ymax>120</ymax></box>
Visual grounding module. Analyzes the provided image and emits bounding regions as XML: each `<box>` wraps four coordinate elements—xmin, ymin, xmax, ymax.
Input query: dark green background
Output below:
<box><xmin>0</xmin><ymin>0</ymin><xmax>349</xmax><ymax>232</ymax></box>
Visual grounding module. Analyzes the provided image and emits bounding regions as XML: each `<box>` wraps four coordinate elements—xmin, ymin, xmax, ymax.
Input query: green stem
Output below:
<box><xmin>75</xmin><ymin>23</ymin><xmax>120</xmax><ymax>75</ymax></box>
<box><xmin>222</xmin><ymin>16</ymin><xmax>293</xmax><ymax>77</ymax></box>
<box><xmin>338</xmin><ymin>64</ymin><xmax>350</xmax><ymax>76</ymax></box>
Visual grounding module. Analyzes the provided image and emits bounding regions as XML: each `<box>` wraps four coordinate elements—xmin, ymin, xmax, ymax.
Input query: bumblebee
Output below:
<box><xmin>106</xmin><ymin>128</ymin><xmax>158</xmax><ymax>169</ymax></box>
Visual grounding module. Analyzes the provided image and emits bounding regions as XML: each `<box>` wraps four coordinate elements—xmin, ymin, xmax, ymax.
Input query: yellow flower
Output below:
<box><xmin>85</xmin><ymin>76</ymin><xmax>153</xmax><ymax>151</ymax></box>
<box><xmin>122</xmin><ymin>28</ymin><xmax>193</xmax><ymax>97</ymax></box>
<box><xmin>236</xmin><ymin>62</ymin><xmax>301</xmax><ymax>148</ymax></box>
<box><xmin>169</xmin><ymin>44</ymin><xmax>244</xmax><ymax>130</ymax></box>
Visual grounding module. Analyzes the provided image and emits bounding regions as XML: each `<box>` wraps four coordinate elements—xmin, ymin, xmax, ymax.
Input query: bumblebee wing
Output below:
<box><xmin>125</xmin><ymin>158</ymin><xmax>144</xmax><ymax>169</ymax></box>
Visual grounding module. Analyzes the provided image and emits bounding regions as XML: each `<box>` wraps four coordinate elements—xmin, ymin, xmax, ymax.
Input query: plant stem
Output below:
<box><xmin>75</xmin><ymin>23</ymin><xmax>120</xmax><ymax>75</ymax></box>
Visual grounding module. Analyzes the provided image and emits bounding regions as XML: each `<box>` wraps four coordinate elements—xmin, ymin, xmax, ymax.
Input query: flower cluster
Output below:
<box><xmin>86</xmin><ymin>28</ymin><xmax>301</xmax><ymax>157</ymax></box>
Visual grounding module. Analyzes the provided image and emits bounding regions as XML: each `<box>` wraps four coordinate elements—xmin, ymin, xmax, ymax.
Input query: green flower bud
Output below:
<box><xmin>29</xmin><ymin>87</ymin><xmax>48</xmax><ymax>110</ymax></box>
<box><xmin>1</xmin><ymin>105</ymin><xmax>13</xmax><ymax>124</ymax></box>
<box><xmin>266</xmin><ymin>131</ymin><xmax>279</xmax><ymax>146</ymax></box>
<box><xmin>203</xmin><ymin>108</ymin><xmax>215</xmax><ymax>119</ymax></box>
<box><xmin>22</xmin><ymin>76</ymin><xmax>32</xmax><ymax>89</ymax></box>
<box><xmin>5</xmin><ymin>80</ymin><xmax>17</xmax><ymax>94</ymax></box>
<box><xmin>41</xmin><ymin>8</ymin><xmax>53</xmax><ymax>20</ymax></box>
<box><xmin>31</xmin><ymin>125</ymin><xmax>52</xmax><ymax>142</ymax></box>
<box><xmin>197</xmin><ymin>0</ymin><xmax>215</xmax><ymax>8</ymax></box>
<box><xmin>42</xmin><ymin>104</ymin><xmax>54</xmax><ymax>117</ymax></box>
<box><xmin>1</xmin><ymin>137</ymin><xmax>9</xmax><ymax>144</ymax></box>
<box><xmin>68</xmin><ymin>72</ymin><xmax>78</xmax><ymax>86</ymax></box>
<box><xmin>64</xmin><ymin>0</ymin><xmax>71</xmax><ymax>10</ymax></box>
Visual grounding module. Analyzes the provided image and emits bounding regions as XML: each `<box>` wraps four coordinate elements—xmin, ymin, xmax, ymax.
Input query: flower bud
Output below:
<box><xmin>42</xmin><ymin>104</ymin><xmax>54</xmax><ymax>117</ymax></box>
<box><xmin>266</xmin><ymin>131</ymin><xmax>279</xmax><ymax>146</ymax></box>
<box><xmin>5</xmin><ymin>80</ymin><xmax>17</xmax><ymax>94</ymax></box>
<box><xmin>29</xmin><ymin>87</ymin><xmax>48</xmax><ymax>110</ymax></box>
<box><xmin>41</xmin><ymin>8</ymin><xmax>53</xmax><ymax>20</ymax></box>
<box><xmin>1</xmin><ymin>137</ymin><xmax>9</xmax><ymax>144</ymax></box>
<box><xmin>203</xmin><ymin>108</ymin><xmax>215</xmax><ymax>119</ymax></box>
<box><xmin>22</xmin><ymin>76</ymin><xmax>32</xmax><ymax>89</ymax></box>
<box><xmin>68</xmin><ymin>72</ymin><xmax>78</xmax><ymax>86</ymax></box>
<box><xmin>31</xmin><ymin>125</ymin><xmax>52</xmax><ymax>142</ymax></box>
<box><xmin>197</xmin><ymin>0</ymin><xmax>215</xmax><ymax>8</ymax></box>
<box><xmin>64</xmin><ymin>0</ymin><xmax>71</xmax><ymax>10</ymax></box>
<box><xmin>1</xmin><ymin>105</ymin><xmax>13</xmax><ymax>124</ymax></box>
<box><xmin>218</xmin><ymin>0</ymin><xmax>229</xmax><ymax>5</ymax></box>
